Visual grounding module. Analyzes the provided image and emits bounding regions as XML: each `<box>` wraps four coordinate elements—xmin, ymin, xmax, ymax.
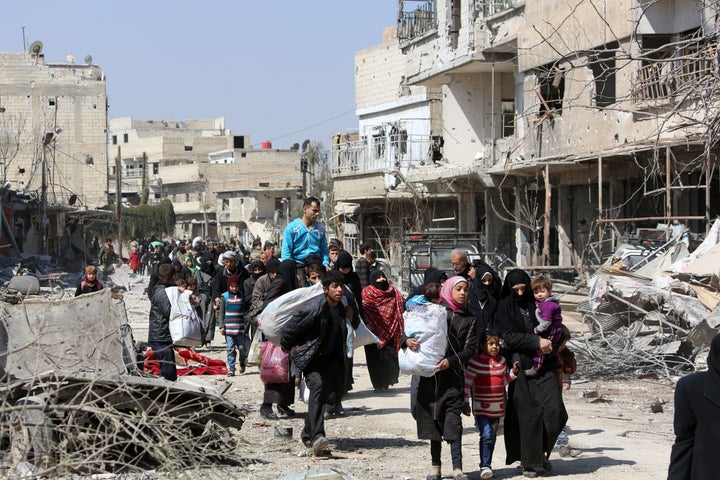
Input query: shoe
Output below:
<box><xmin>259</xmin><ymin>407</ymin><xmax>278</xmax><ymax>420</ymax></box>
<box><xmin>226</xmin><ymin>371</ymin><xmax>235</xmax><ymax>377</ymax></box>
<box><xmin>323</xmin><ymin>410</ymin><xmax>332</xmax><ymax>420</ymax></box>
<box><xmin>480</xmin><ymin>466</ymin><xmax>493</xmax><ymax>479</ymax></box>
<box><xmin>522</xmin><ymin>467</ymin><xmax>538</xmax><ymax>478</ymax></box>
<box><xmin>277</xmin><ymin>404</ymin><xmax>295</xmax><ymax>417</ymax></box>
<box><xmin>239</xmin><ymin>361</ymin><xmax>246</xmax><ymax>374</ymax></box>
<box><xmin>425</xmin><ymin>476</ymin><xmax>441</xmax><ymax>480</ymax></box>
<box><xmin>452</xmin><ymin>470</ymin><xmax>468</xmax><ymax>480</ymax></box>
<box><xmin>311</xmin><ymin>436</ymin><xmax>330</xmax><ymax>454</ymax></box>
<box><xmin>542</xmin><ymin>459</ymin><xmax>553</xmax><ymax>473</ymax></box>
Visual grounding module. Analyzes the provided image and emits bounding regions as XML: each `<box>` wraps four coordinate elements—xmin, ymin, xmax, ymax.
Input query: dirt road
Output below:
<box><xmin>123</xmin><ymin>286</ymin><xmax>677</xmax><ymax>480</ymax></box>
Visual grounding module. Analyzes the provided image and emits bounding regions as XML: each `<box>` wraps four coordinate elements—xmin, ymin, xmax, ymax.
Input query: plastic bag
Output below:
<box><xmin>259</xmin><ymin>341</ymin><xmax>290</xmax><ymax>384</ymax></box>
<box><xmin>166</xmin><ymin>286</ymin><xmax>202</xmax><ymax>347</ymax></box>
<box><xmin>299</xmin><ymin>374</ymin><xmax>310</xmax><ymax>403</ymax></box>
<box><xmin>349</xmin><ymin>317</ymin><xmax>380</xmax><ymax>351</ymax></box>
<box><xmin>398</xmin><ymin>301</ymin><xmax>448</xmax><ymax>377</ymax></box>
<box><xmin>258</xmin><ymin>282</ymin><xmax>324</xmax><ymax>345</ymax></box>
<box><xmin>247</xmin><ymin>328</ymin><xmax>263</xmax><ymax>364</ymax></box>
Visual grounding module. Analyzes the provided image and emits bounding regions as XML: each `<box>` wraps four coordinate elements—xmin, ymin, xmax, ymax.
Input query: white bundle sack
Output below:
<box><xmin>258</xmin><ymin>282</ymin><xmax>324</xmax><ymax>346</ymax></box>
<box><xmin>398</xmin><ymin>300</ymin><xmax>448</xmax><ymax>377</ymax></box>
<box><xmin>166</xmin><ymin>286</ymin><xmax>202</xmax><ymax>347</ymax></box>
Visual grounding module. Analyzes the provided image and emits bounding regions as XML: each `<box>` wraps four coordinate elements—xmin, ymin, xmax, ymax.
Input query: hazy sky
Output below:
<box><xmin>0</xmin><ymin>1</ymin><xmax>398</xmax><ymax>149</ymax></box>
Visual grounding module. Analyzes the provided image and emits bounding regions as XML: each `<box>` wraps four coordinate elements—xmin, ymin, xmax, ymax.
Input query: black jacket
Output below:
<box><xmin>413</xmin><ymin>304</ymin><xmax>477</xmax><ymax>441</ymax></box>
<box><xmin>280</xmin><ymin>295</ymin><xmax>349</xmax><ymax>376</ymax></box>
<box><xmin>668</xmin><ymin>370</ymin><xmax>720</xmax><ymax>480</ymax></box>
<box><xmin>148</xmin><ymin>284</ymin><xmax>172</xmax><ymax>343</ymax></box>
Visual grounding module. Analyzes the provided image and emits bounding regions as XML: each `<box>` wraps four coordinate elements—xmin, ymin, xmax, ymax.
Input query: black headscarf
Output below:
<box><xmin>370</xmin><ymin>269</ymin><xmax>389</xmax><ymax>291</ymax></box>
<box><xmin>468</xmin><ymin>262</ymin><xmax>500</xmax><ymax>336</ymax></box>
<box><xmin>265</xmin><ymin>258</ymin><xmax>281</xmax><ymax>273</ymax></box>
<box><xmin>335</xmin><ymin>251</ymin><xmax>353</xmax><ymax>270</ymax></box>
<box><xmin>249</xmin><ymin>259</ymin><xmax>265</xmax><ymax>280</ymax></box>
<box><xmin>277</xmin><ymin>259</ymin><xmax>299</xmax><ymax>291</ymax></box>
<box><xmin>199</xmin><ymin>254</ymin><xmax>215</xmax><ymax>275</ymax></box>
<box><xmin>410</xmin><ymin>267</ymin><xmax>448</xmax><ymax>297</ymax></box>
<box><xmin>500</xmin><ymin>268</ymin><xmax>535</xmax><ymax>306</ymax></box>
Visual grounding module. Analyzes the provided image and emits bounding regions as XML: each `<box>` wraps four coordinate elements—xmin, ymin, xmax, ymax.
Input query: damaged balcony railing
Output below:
<box><xmin>398</xmin><ymin>0</ymin><xmax>436</xmax><ymax>42</ymax></box>
<box><xmin>632</xmin><ymin>40</ymin><xmax>717</xmax><ymax>103</ymax></box>
<box><xmin>331</xmin><ymin>134</ymin><xmax>433</xmax><ymax>175</ymax></box>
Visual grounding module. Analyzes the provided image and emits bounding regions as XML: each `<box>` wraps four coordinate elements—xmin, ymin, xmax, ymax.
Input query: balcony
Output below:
<box><xmin>632</xmin><ymin>39</ymin><xmax>717</xmax><ymax>104</ymax></box>
<box><xmin>481</xmin><ymin>0</ymin><xmax>515</xmax><ymax>17</ymax></box>
<box><xmin>398</xmin><ymin>0</ymin><xmax>436</xmax><ymax>43</ymax></box>
<box><xmin>331</xmin><ymin>134</ymin><xmax>434</xmax><ymax>176</ymax></box>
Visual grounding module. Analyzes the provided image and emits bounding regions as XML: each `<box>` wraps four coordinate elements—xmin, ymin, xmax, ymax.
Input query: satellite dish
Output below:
<box><xmin>84</xmin><ymin>55</ymin><xmax>93</xmax><ymax>65</ymax></box>
<box><xmin>66</xmin><ymin>54</ymin><xmax>76</xmax><ymax>64</ymax></box>
<box><xmin>301</xmin><ymin>140</ymin><xmax>311</xmax><ymax>153</ymax></box>
<box><xmin>68</xmin><ymin>194</ymin><xmax>77</xmax><ymax>206</ymax></box>
<box><xmin>28</xmin><ymin>40</ymin><xmax>43</xmax><ymax>55</ymax></box>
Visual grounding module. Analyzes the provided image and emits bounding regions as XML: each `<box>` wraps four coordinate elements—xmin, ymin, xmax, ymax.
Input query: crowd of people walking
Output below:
<box><xmin>80</xmin><ymin>196</ymin><xmax>578</xmax><ymax>479</ymax></box>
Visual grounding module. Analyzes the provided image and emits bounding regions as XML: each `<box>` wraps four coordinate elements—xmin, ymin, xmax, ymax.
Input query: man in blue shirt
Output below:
<box><xmin>282</xmin><ymin>196</ymin><xmax>330</xmax><ymax>269</ymax></box>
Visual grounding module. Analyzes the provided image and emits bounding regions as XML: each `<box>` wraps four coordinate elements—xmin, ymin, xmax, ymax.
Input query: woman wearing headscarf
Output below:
<box><xmin>412</xmin><ymin>276</ymin><xmax>477</xmax><ymax>480</ymax></box>
<box><xmin>467</xmin><ymin>262</ymin><xmax>500</xmax><ymax>340</ymax></box>
<box><xmin>362</xmin><ymin>269</ymin><xmax>405</xmax><ymax>392</ymax></box>
<box><xmin>495</xmin><ymin>269</ymin><xmax>567</xmax><ymax>478</ymax></box>
<box><xmin>668</xmin><ymin>332</ymin><xmax>720</xmax><ymax>479</ymax></box>
<box><xmin>258</xmin><ymin>259</ymin><xmax>298</xmax><ymax>420</ymax></box>
<box><xmin>409</xmin><ymin>267</ymin><xmax>448</xmax><ymax>300</ymax></box>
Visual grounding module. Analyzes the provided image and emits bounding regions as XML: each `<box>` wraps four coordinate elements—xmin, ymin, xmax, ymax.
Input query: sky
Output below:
<box><xmin>0</xmin><ymin>1</ymin><xmax>398</xmax><ymax>149</ymax></box>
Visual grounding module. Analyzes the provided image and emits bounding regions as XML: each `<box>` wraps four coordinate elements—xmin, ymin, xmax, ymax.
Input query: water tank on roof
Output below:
<box><xmin>261</xmin><ymin>140</ymin><xmax>272</xmax><ymax>149</ymax></box>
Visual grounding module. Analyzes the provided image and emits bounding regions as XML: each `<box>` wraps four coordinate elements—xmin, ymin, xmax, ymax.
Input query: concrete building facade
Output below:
<box><xmin>108</xmin><ymin>117</ymin><xmax>303</xmax><ymax>242</ymax></box>
<box><xmin>337</xmin><ymin>0</ymin><xmax>720</xmax><ymax>269</ymax></box>
<box><xmin>0</xmin><ymin>50</ymin><xmax>107</xmax><ymax>208</ymax></box>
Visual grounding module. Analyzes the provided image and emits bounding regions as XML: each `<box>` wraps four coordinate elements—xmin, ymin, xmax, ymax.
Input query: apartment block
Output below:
<box><xmin>340</xmin><ymin>0</ymin><xmax>719</xmax><ymax>268</ymax></box>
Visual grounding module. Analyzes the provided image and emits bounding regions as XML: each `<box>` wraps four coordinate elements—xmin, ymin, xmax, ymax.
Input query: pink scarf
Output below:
<box><xmin>440</xmin><ymin>276</ymin><xmax>468</xmax><ymax>311</ymax></box>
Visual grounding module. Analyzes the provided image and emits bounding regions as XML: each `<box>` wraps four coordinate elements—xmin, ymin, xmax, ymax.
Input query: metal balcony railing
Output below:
<box><xmin>633</xmin><ymin>41</ymin><xmax>717</xmax><ymax>103</ymax></box>
<box><xmin>398</xmin><ymin>1</ymin><xmax>436</xmax><ymax>42</ymax></box>
<box><xmin>331</xmin><ymin>134</ymin><xmax>434</xmax><ymax>175</ymax></box>
<box><xmin>481</xmin><ymin>0</ymin><xmax>514</xmax><ymax>17</ymax></box>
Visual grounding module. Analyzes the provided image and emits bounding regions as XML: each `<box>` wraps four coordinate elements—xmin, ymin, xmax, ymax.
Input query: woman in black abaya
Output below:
<box><xmin>495</xmin><ymin>269</ymin><xmax>567</xmax><ymax>478</ymax></box>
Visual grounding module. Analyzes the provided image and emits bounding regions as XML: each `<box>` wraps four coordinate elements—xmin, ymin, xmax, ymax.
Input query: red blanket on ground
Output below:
<box><xmin>144</xmin><ymin>348</ymin><xmax>228</xmax><ymax>376</ymax></box>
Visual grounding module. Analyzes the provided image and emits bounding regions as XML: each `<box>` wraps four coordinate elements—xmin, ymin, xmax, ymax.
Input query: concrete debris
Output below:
<box><xmin>574</xmin><ymin>219</ymin><xmax>720</xmax><ymax>380</ymax></box>
<box><xmin>0</xmin><ymin>288</ymin><xmax>245</xmax><ymax>476</ymax></box>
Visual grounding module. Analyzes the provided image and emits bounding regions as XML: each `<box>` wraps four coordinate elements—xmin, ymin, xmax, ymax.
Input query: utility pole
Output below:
<box><xmin>115</xmin><ymin>146</ymin><xmax>123</xmax><ymax>259</ymax></box>
<box><xmin>40</xmin><ymin>127</ymin><xmax>61</xmax><ymax>256</ymax></box>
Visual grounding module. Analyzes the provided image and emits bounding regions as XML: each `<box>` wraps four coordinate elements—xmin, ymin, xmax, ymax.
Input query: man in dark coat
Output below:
<box><xmin>495</xmin><ymin>269</ymin><xmax>566</xmax><ymax>478</ymax></box>
<box><xmin>148</xmin><ymin>263</ymin><xmax>177</xmax><ymax>381</ymax></box>
<box><xmin>668</xmin><ymin>332</ymin><xmax>720</xmax><ymax>479</ymax></box>
<box><xmin>281</xmin><ymin>270</ymin><xmax>355</xmax><ymax>455</ymax></box>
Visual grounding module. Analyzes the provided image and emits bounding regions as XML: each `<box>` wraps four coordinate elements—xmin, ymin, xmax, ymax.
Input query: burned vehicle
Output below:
<box><xmin>0</xmin><ymin>289</ymin><xmax>245</xmax><ymax>477</ymax></box>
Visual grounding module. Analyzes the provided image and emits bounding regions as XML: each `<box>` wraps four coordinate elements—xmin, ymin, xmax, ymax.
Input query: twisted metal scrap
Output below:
<box><xmin>0</xmin><ymin>289</ymin><xmax>245</xmax><ymax>478</ymax></box>
<box><xmin>1</xmin><ymin>371</ymin><xmax>245</xmax><ymax>478</ymax></box>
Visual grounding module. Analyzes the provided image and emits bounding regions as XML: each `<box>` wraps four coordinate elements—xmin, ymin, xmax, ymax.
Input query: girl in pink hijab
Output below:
<box><xmin>413</xmin><ymin>274</ymin><xmax>477</xmax><ymax>480</ymax></box>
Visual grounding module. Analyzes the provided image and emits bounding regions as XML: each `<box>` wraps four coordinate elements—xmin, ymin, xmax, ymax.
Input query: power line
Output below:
<box><xmin>263</xmin><ymin>107</ymin><xmax>356</xmax><ymax>145</ymax></box>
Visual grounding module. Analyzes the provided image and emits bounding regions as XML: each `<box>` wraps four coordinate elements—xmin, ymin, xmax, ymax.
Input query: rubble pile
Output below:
<box><xmin>573</xmin><ymin>220</ymin><xmax>720</xmax><ymax>379</ymax></box>
<box><xmin>0</xmin><ymin>289</ymin><xmax>245</xmax><ymax>477</ymax></box>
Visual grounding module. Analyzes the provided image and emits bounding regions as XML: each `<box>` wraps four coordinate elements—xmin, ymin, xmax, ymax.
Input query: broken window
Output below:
<box><xmin>537</xmin><ymin>63</ymin><xmax>565</xmax><ymax>116</ymax></box>
<box><xmin>502</xmin><ymin>100</ymin><xmax>515</xmax><ymax>137</ymax></box>
<box><xmin>634</xmin><ymin>29</ymin><xmax>713</xmax><ymax>102</ymax></box>
<box><xmin>449</xmin><ymin>0</ymin><xmax>461</xmax><ymax>49</ymax></box>
<box><xmin>152</xmin><ymin>163</ymin><xmax>159</xmax><ymax>174</ymax></box>
<box><xmin>373</xmin><ymin>132</ymin><xmax>386</xmax><ymax>159</ymax></box>
<box><xmin>589</xmin><ymin>42</ymin><xmax>618</xmax><ymax>108</ymax></box>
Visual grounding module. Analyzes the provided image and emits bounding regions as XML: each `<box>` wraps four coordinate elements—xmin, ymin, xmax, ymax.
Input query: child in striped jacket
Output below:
<box><xmin>463</xmin><ymin>331</ymin><xmax>519</xmax><ymax>479</ymax></box>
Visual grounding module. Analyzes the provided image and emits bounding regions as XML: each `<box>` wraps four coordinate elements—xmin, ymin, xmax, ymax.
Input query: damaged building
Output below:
<box><xmin>334</xmin><ymin>0</ymin><xmax>720</xmax><ymax>269</ymax></box>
